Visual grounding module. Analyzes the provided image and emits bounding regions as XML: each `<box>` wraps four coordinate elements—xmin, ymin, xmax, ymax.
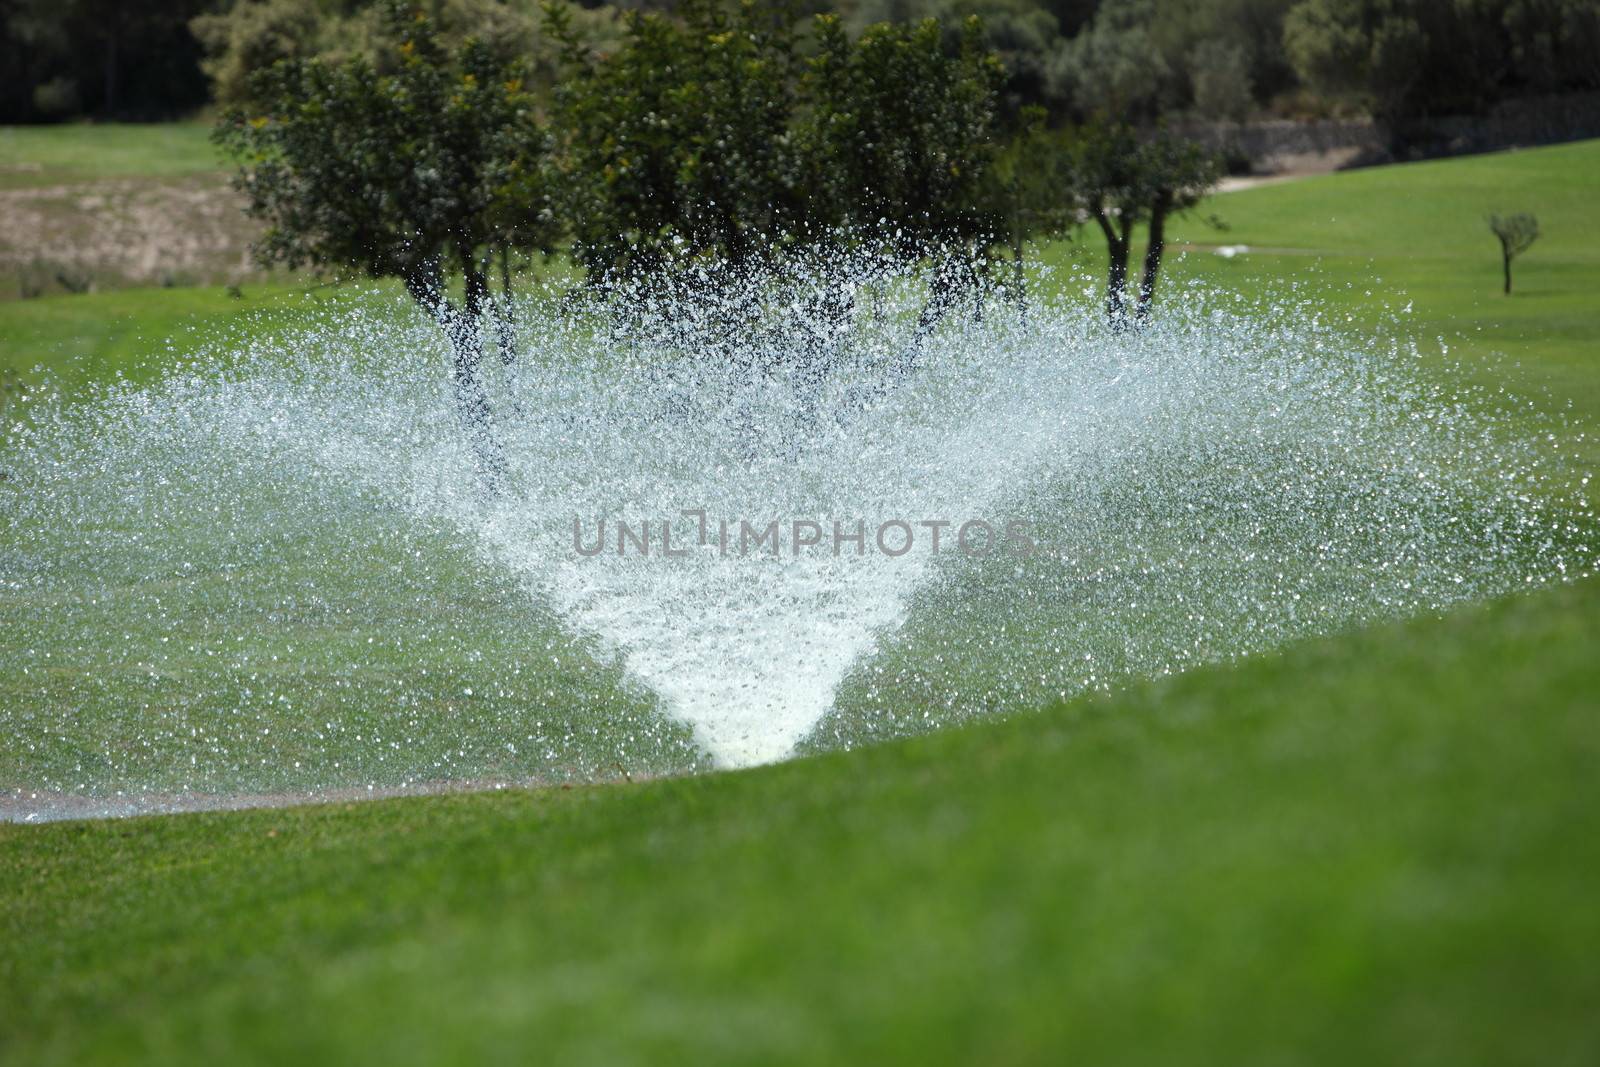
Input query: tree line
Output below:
<box><xmin>214</xmin><ymin>0</ymin><xmax>1219</xmax><ymax>482</ymax></box>
<box><xmin>3</xmin><ymin>0</ymin><xmax>1596</xmax><ymax>128</ymax></box>
<box><xmin>219</xmin><ymin>0</ymin><xmax>1218</xmax><ymax>320</ymax></box>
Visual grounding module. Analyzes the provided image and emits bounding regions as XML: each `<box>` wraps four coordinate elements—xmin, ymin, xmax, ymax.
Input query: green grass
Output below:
<box><xmin>0</xmin><ymin>122</ymin><xmax>225</xmax><ymax>188</ymax></box>
<box><xmin>2</xmin><ymin>138</ymin><xmax>1599</xmax><ymax>1063</ymax></box>
<box><xmin>3</xmin><ymin>576</ymin><xmax>1598</xmax><ymax>1065</ymax></box>
<box><xmin>0</xmin><ymin>282</ymin><xmax>329</xmax><ymax>401</ymax></box>
<box><xmin>0</xmin><ymin>281</ymin><xmax>404</xmax><ymax>407</ymax></box>
<box><xmin>1035</xmin><ymin>139</ymin><xmax>1600</xmax><ymax>475</ymax></box>
<box><xmin>1169</xmin><ymin>140</ymin><xmax>1600</xmax><ymax>414</ymax></box>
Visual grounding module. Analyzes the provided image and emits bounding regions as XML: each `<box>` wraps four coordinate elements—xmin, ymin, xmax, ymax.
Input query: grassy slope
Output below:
<box><xmin>3</xmin><ymin>576</ymin><xmax>1598</xmax><ymax>1065</ymax></box>
<box><xmin>1171</xmin><ymin>140</ymin><xmax>1600</xmax><ymax>418</ymax></box>
<box><xmin>0</xmin><ymin>282</ymin><xmax>345</xmax><ymax>403</ymax></box>
<box><xmin>1042</xmin><ymin>140</ymin><xmax>1598</xmax><ymax>472</ymax></box>
<box><xmin>0</xmin><ymin>123</ymin><xmax>258</xmax><ymax>299</ymax></box>
<box><xmin>0</xmin><ymin>123</ymin><xmax>224</xmax><ymax>188</ymax></box>
<box><xmin>2</xmin><ymin>140</ymin><xmax>1599</xmax><ymax>1062</ymax></box>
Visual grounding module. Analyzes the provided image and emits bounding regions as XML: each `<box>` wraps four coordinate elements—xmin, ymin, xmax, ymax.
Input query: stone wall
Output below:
<box><xmin>1171</xmin><ymin>92</ymin><xmax>1600</xmax><ymax>175</ymax></box>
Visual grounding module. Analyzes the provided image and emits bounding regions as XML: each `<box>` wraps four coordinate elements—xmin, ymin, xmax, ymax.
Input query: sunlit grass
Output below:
<box><xmin>0</xmin><ymin>122</ymin><xmax>225</xmax><ymax>188</ymax></box>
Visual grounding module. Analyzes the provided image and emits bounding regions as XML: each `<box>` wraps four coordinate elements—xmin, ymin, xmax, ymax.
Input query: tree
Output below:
<box><xmin>1281</xmin><ymin>0</ymin><xmax>1434</xmax><ymax>120</ymax></box>
<box><xmin>543</xmin><ymin>2</ymin><xmax>1007</xmax><ymax>284</ymax></box>
<box><xmin>1188</xmin><ymin>38</ymin><xmax>1254</xmax><ymax>122</ymax></box>
<box><xmin>216</xmin><ymin>2</ymin><xmax>559</xmax><ymax>485</ymax></box>
<box><xmin>543</xmin><ymin>0</ymin><xmax>806</xmax><ymax>283</ymax></box>
<box><xmin>1131</xmin><ymin>133</ymin><xmax>1220</xmax><ymax>322</ymax></box>
<box><xmin>1281</xmin><ymin>0</ymin><xmax>1599</xmax><ymax>125</ymax></box>
<box><xmin>802</xmin><ymin>13</ymin><xmax>1009</xmax><ymax>349</ymax></box>
<box><xmin>542</xmin><ymin>0</ymin><xmax>1008</xmax><ymax>359</ymax></box>
<box><xmin>192</xmin><ymin>0</ymin><xmax>571</xmax><ymax>109</ymax></box>
<box><xmin>1046</xmin><ymin>0</ymin><xmax>1177</xmax><ymax>122</ymax></box>
<box><xmin>1067</xmin><ymin>120</ymin><xmax>1220</xmax><ymax>326</ymax></box>
<box><xmin>803</xmin><ymin>14</ymin><xmax>1007</xmax><ymax>257</ymax></box>
<box><xmin>1488</xmin><ymin>213</ymin><xmax>1539</xmax><ymax>294</ymax></box>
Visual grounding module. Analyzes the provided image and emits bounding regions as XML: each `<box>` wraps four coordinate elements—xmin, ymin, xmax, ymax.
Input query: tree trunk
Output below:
<box><xmin>493</xmin><ymin>248</ymin><xmax>523</xmax><ymax>415</ymax></box>
<box><xmin>455</xmin><ymin>249</ymin><xmax>505</xmax><ymax>485</ymax></box>
<box><xmin>1011</xmin><ymin>231</ymin><xmax>1027</xmax><ymax>318</ymax></box>
<box><xmin>915</xmin><ymin>256</ymin><xmax>957</xmax><ymax>337</ymax></box>
<box><xmin>495</xmin><ymin>248</ymin><xmax>518</xmax><ymax>368</ymax></box>
<box><xmin>407</xmin><ymin>258</ymin><xmax>505</xmax><ymax>491</ymax></box>
<box><xmin>1096</xmin><ymin>210</ymin><xmax>1130</xmax><ymax>328</ymax></box>
<box><xmin>1135</xmin><ymin>190</ymin><xmax>1172</xmax><ymax>325</ymax></box>
<box><xmin>1503</xmin><ymin>249</ymin><xmax>1512</xmax><ymax>295</ymax></box>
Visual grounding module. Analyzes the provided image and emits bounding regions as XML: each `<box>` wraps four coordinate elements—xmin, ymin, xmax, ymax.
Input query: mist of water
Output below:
<box><xmin>2</xmin><ymin>253</ymin><xmax>1593</xmax><ymax>819</ymax></box>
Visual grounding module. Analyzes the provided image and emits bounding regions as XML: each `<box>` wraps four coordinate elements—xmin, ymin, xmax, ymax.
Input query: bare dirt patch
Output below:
<box><xmin>0</xmin><ymin>174</ymin><xmax>265</xmax><ymax>298</ymax></box>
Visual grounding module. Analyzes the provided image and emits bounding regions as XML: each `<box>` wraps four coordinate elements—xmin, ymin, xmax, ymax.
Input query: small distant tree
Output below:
<box><xmin>1068</xmin><ymin>120</ymin><xmax>1220</xmax><ymax>326</ymax></box>
<box><xmin>1487</xmin><ymin>213</ymin><xmax>1539</xmax><ymax>295</ymax></box>
<box><xmin>216</xmin><ymin>3</ymin><xmax>559</xmax><ymax>484</ymax></box>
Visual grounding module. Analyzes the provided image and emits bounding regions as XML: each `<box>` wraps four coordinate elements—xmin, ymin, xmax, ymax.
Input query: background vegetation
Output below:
<box><xmin>3</xmin><ymin>0</ymin><xmax>1596</xmax><ymax>131</ymax></box>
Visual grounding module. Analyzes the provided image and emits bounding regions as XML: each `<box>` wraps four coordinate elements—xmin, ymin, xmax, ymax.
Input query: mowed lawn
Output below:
<box><xmin>0</xmin><ymin>281</ymin><xmax>410</xmax><ymax>409</ymax></box>
<box><xmin>1173</xmin><ymin>140</ymin><xmax>1600</xmax><ymax>418</ymax></box>
<box><xmin>2</xmin><ymin>138</ymin><xmax>1599</xmax><ymax>1064</ymax></box>
<box><xmin>3</xmin><ymin>576</ymin><xmax>1598</xmax><ymax>1065</ymax></box>
<box><xmin>0</xmin><ymin>122</ymin><xmax>224</xmax><ymax>188</ymax></box>
<box><xmin>1033</xmin><ymin>138</ymin><xmax>1600</xmax><ymax>479</ymax></box>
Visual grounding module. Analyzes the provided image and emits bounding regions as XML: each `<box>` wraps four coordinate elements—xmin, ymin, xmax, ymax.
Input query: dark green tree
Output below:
<box><xmin>543</xmin><ymin>0</ymin><xmax>1009</xmax><ymax>352</ymax></box>
<box><xmin>1046</xmin><ymin>0</ymin><xmax>1177</xmax><ymax>122</ymax></box>
<box><xmin>804</xmin><ymin>14</ymin><xmax>1007</xmax><ymax>257</ymax></box>
<box><xmin>216</xmin><ymin>2</ymin><xmax>559</xmax><ymax>482</ymax></box>
<box><xmin>3</xmin><ymin>0</ymin><xmax>212</xmax><ymax>120</ymax></box>
<box><xmin>1282</xmin><ymin>0</ymin><xmax>1599</xmax><ymax>123</ymax></box>
<box><xmin>544</xmin><ymin>0</ymin><xmax>806</xmax><ymax>283</ymax></box>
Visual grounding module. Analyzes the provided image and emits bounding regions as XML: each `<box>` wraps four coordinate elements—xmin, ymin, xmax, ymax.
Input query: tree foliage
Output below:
<box><xmin>10</xmin><ymin>0</ymin><xmax>1598</xmax><ymax>127</ymax></box>
<box><xmin>804</xmin><ymin>14</ymin><xmax>1008</xmax><ymax>253</ymax></box>
<box><xmin>218</xmin><ymin>8</ymin><xmax>556</xmax><ymax>287</ymax></box>
<box><xmin>191</xmin><ymin>0</ymin><xmax>577</xmax><ymax>108</ymax></box>
<box><xmin>544</xmin><ymin>0</ymin><xmax>807</xmax><ymax>281</ymax></box>
<box><xmin>1189</xmin><ymin>38</ymin><xmax>1255</xmax><ymax>122</ymax></box>
<box><xmin>1</xmin><ymin>0</ymin><xmax>212</xmax><ymax>121</ymax></box>
<box><xmin>544</xmin><ymin>1</ymin><xmax>1006</xmax><ymax>281</ymax></box>
<box><xmin>1283</xmin><ymin>0</ymin><xmax>1600</xmax><ymax>120</ymax></box>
